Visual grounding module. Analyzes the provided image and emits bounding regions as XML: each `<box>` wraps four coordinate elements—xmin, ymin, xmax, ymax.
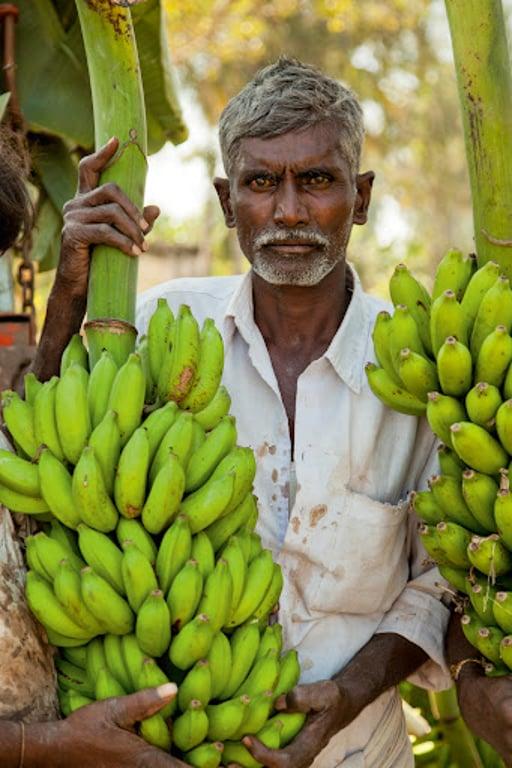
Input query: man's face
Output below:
<box><xmin>215</xmin><ymin>121</ymin><xmax>373</xmax><ymax>287</ymax></box>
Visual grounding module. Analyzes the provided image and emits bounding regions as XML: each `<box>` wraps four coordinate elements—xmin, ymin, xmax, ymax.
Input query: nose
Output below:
<box><xmin>273</xmin><ymin>177</ymin><xmax>309</xmax><ymax>227</ymax></box>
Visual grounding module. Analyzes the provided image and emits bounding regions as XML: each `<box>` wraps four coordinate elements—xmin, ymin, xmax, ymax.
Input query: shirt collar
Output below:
<box><xmin>223</xmin><ymin>263</ymin><xmax>369</xmax><ymax>394</ymax></box>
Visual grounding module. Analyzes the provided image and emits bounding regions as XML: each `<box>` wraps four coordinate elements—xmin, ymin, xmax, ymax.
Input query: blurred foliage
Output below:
<box><xmin>162</xmin><ymin>0</ymin><xmax>511</xmax><ymax>294</ymax></box>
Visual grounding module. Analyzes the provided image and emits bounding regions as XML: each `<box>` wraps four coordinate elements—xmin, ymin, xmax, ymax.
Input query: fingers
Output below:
<box><xmin>62</xmin><ymin>221</ymin><xmax>143</xmax><ymax>258</ymax></box>
<box><xmin>242</xmin><ymin>737</ymin><xmax>287</xmax><ymax>768</ymax></box>
<box><xmin>109</xmin><ymin>684</ymin><xmax>177</xmax><ymax>728</ymax></box>
<box><xmin>143</xmin><ymin>205</ymin><xmax>160</xmax><ymax>233</ymax></box>
<box><xmin>67</xmin><ymin>183</ymin><xmax>148</xmax><ymax>230</ymax></box>
<box><xmin>78</xmin><ymin>137</ymin><xmax>119</xmax><ymax>194</ymax></box>
<box><xmin>75</xmin><ymin>204</ymin><xmax>148</xmax><ymax>251</ymax></box>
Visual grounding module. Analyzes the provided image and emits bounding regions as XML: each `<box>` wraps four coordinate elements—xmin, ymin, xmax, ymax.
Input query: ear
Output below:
<box><xmin>353</xmin><ymin>170</ymin><xmax>375</xmax><ymax>225</ymax></box>
<box><xmin>213</xmin><ymin>177</ymin><xmax>236</xmax><ymax>228</ymax></box>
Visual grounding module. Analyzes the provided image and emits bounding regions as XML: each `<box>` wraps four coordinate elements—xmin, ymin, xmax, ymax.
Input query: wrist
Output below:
<box><xmin>23</xmin><ymin>720</ymin><xmax>63</xmax><ymax>768</ymax></box>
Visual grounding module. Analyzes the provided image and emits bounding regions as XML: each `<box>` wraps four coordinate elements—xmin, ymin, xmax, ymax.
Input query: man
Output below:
<box><xmin>0</xmin><ymin>131</ymin><xmax>185</xmax><ymax>767</ymax></box>
<box><xmin>7</xmin><ymin>57</ymin><xmax>512</xmax><ymax>765</ymax></box>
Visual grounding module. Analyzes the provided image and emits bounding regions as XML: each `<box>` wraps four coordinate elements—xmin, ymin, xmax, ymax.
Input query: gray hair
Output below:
<box><xmin>219</xmin><ymin>56</ymin><xmax>364</xmax><ymax>180</ymax></box>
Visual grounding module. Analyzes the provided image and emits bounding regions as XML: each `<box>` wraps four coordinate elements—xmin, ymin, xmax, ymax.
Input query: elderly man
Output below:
<box><xmin>6</xmin><ymin>57</ymin><xmax>512</xmax><ymax>765</ymax></box>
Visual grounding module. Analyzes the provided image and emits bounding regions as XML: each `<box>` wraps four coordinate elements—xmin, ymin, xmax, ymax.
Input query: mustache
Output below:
<box><xmin>253</xmin><ymin>228</ymin><xmax>329</xmax><ymax>250</ymax></box>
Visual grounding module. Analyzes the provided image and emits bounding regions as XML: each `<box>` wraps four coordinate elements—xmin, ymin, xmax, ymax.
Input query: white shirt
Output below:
<box><xmin>136</xmin><ymin>266</ymin><xmax>451</xmax><ymax>768</ymax></box>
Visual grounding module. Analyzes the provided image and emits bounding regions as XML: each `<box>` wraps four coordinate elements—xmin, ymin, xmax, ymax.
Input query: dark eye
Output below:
<box><xmin>304</xmin><ymin>173</ymin><xmax>331</xmax><ymax>186</ymax></box>
<box><xmin>249</xmin><ymin>176</ymin><xmax>275</xmax><ymax>190</ymax></box>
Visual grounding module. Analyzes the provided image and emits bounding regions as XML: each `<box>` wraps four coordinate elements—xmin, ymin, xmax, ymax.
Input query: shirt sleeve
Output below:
<box><xmin>375</xmin><ymin>422</ymin><xmax>452</xmax><ymax>691</ymax></box>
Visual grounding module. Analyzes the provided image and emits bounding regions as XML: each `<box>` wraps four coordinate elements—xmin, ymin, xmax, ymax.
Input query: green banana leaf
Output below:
<box><xmin>0</xmin><ymin>0</ymin><xmax>187</xmax><ymax>273</ymax></box>
<box><xmin>0</xmin><ymin>92</ymin><xmax>10</xmax><ymax>121</ymax></box>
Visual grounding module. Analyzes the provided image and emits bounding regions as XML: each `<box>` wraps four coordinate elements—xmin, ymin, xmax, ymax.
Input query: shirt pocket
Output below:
<box><xmin>283</xmin><ymin>489</ymin><xmax>409</xmax><ymax>615</ymax></box>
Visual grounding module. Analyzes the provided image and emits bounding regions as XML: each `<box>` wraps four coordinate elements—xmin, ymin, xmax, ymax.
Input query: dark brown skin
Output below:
<box><xmin>0</xmin><ymin>686</ymin><xmax>188</xmax><ymax>767</ymax></box>
<box><xmin>30</xmin><ymin>124</ymin><xmax>433</xmax><ymax>766</ymax></box>
<box><xmin>447</xmin><ymin>610</ymin><xmax>512</xmax><ymax>766</ymax></box>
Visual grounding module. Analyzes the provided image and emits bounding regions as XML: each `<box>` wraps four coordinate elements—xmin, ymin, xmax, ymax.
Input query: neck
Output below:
<box><xmin>252</xmin><ymin>261</ymin><xmax>350</xmax><ymax>350</ymax></box>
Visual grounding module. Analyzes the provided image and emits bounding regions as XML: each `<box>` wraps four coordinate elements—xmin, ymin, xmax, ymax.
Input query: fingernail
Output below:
<box><xmin>140</xmin><ymin>218</ymin><xmax>149</xmax><ymax>231</ymax></box>
<box><xmin>242</xmin><ymin>737</ymin><xmax>252</xmax><ymax>747</ymax></box>
<box><xmin>157</xmin><ymin>683</ymin><xmax>177</xmax><ymax>698</ymax></box>
<box><xmin>132</xmin><ymin>244</ymin><xmax>143</xmax><ymax>256</ymax></box>
<box><xmin>142</xmin><ymin>241</ymin><xmax>149</xmax><ymax>252</ymax></box>
<box><xmin>108</xmin><ymin>136</ymin><xmax>117</xmax><ymax>145</ymax></box>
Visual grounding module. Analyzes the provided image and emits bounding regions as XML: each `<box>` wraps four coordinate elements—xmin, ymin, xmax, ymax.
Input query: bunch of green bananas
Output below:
<box><xmin>366</xmin><ymin>249</ymin><xmax>512</xmax><ymax>675</ymax></box>
<box><xmin>0</xmin><ymin>300</ymin><xmax>305</xmax><ymax>764</ymax></box>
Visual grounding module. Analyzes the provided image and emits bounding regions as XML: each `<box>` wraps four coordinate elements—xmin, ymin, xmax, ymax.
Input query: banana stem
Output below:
<box><xmin>445</xmin><ymin>0</ymin><xmax>512</xmax><ymax>276</ymax></box>
<box><xmin>428</xmin><ymin>688</ymin><xmax>484</xmax><ymax>767</ymax></box>
<box><xmin>75</xmin><ymin>0</ymin><xmax>148</xmax><ymax>367</ymax></box>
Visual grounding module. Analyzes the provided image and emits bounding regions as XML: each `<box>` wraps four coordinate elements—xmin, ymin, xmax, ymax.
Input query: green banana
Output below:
<box><xmin>72</xmin><ymin>446</ymin><xmax>119</xmax><ymax>532</ymax></box>
<box><xmin>426</xmin><ymin>392</ymin><xmax>466</xmax><ymax>447</ymax></box>
<box><xmin>173</xmin><ymin>699</ymin><xmax>209</xmax><ymax>752</ymax></box>
<box><xmin>155</xmin><ymin>515</ymin><xmax>192</xmax><ymax>593</ymax></box>
<box><xmin>435</xmin><ymin>521</ymin><xmax>472</xmax><ymax>568</ymax></box>
<box><xmin>248</xmin><ymin>533</ymin><xmax>263</xmax><ymax>563</ymax></box>
<box><xmin>25</xmin><ymin>536</ymin><xmax>51</xmax><ymax>580</ymax></box>
<box><xmin>205</xmin><ymin>494</ymin><xmax>257</xmax><ymax>553</ymax></box>
<box><xmin>475</xmin><ymin>325</ymin><xmax>512</xmax><ymax>387</ymax></box>
<box><xmin>48</xmin><ymin>519</ymin><xmax>80</xmax><ymax>559</ymax></box>
<box><xmin>150</xmin><ymin>411</ymin><xmax>195</xmax><ymax>482</ymax></box>
<box><xmin>136</xmin><ymin>589</ymin><xmax>171</xmax><ymax>658</ymax></box>
<box><xmin>138</xmin><ymin>658</ymin><xmax>176</xmax><ymax>718</ymax></box>
<box><xmin>227</xmin><ymin>551</ymin><xmax>275</xmax><ymax>628</ymax></box>
<box><xmin>232</xmin><ymin>690</ymin><xmax>274</xmax><ymax>739</ymax></box>
<box><xmin>430</xmin><ymin>290</ymin><xmax>469</xmax><ymax>357</ymax></box>
<box><xmin>104</xmin><ymin>633</ymin><xmax>133</xmax><ymax>693</ymax></box>
<box><xmin>87</xmin><ymin>409</ymin><xmax>121</xmax><ymax>496</ymax></box>
<box><xmin>158</xmin><ymin>304</ymin><xmax>201</xmax><ymax>403</ymax></box>
<box><xmin>208</xmin><ymin>630</ymin><xmax>232</xmax><ymax>699</ymax></box>
<box><xmin>33</xmin><ymin>377</ymin><xmax>64</xmax><ymax>461</ymax></box>
<box><xmin>184</xmin><ymin>742</ymin><xmax>224</xmax><ymax>768</ymax></box>
<box><xmin>221</xmin><ymin>621</ymin><xmax>261</xmax><ymax>700</ymax></box>
<box><xmin>467</xmin><ymin>535</ymin><xmax>512</xmax><ymax>577</ymax></box>
<box><xmin>191</xmin><ymin>531</ymin><xmax>215</xmax><ymax>579</ymax></box>
<box><xmin>114</xmin><ymin>426</ymin><xmax>149</xmax><ymax>519</ymax></box>
<box><xmin>252</xmin><ymin>564</ymin><xmax>283</xmax><ymax>625</ymax></box>
<box><xmin>495</xmin><ymin>487</ymin><xmax>512</xmax><ymax>549</ymax></box>
<box><xmin>142</xmin><ymin>451</ymin><xmax>185</xmax><ymax>535</ymax></box>
<box><xmin>147</xmin><ymin>297</ymin><xmax>174</xmax><ymax>384</ymax></box>
<box><xmin>48</xmin><ymin>629</ymin><xmax>91</xmax><ymax>648</ymax></box>
<box><xmin>461</xmin><ymin>260</ymin><xmax>501</xmax><ymax>330</ymax></box>
<box><xmin>1</xmin><ymin>390</ymin><xmax>38</xmax><ymax>459</ymax></box>
<box><xmin>95</xmin><ymin>666</ymin><xmax>126</xmax><ymax>700</ymax></box>
<box><xmin>25</xmin><ymin>571</ymin><xmax>92</xmax><ymax>640</ymax></box>
<box><xmin>460</xmin><ymin>609</ymin><xmax>485</xmax><ymax>648</ymax></box>
<box><xmin>169</xmin><ymin>614</ymin><xmax>214</xmax><ymax>670</ymax></box>
<box><xmin>221</xmin><ymin>535</ymin><xmax>248</xmax><ymax>617</ymax></box>
<box><xmin>139</xmin><ymin>714</ymin><xmax>171</xmax><ymax>751</ymax></box>
<box><xmin>23</xmin><ymin>371</ymin><xmax>43</xmax><ymax>405</ymax></box>
<box><xmin>0</xmin><ymin>448</ymin><xmax>39</xmax><ymax>497</ymax></box>
<box><xmin>181</xmin><ymin>473</ymin><xmax>235</xmax><ymax>535</ymax></box>
<box><xmin>178</xmin><ymin>659</ymin><xmax>212</xmax><ymax>711</ymax></box>
<box><xmin>181</xmin><ymin>317</ymin><xmax>225</xmax><ymax>413</ymax></box>
<box><xmin>504</xmin><ymin>361</ymin><xmax>512</xmax><ymax>400</ymax></box>
<box><xmin>467</xmin><ymin>576</ymin><xmax>496</xmax><ymax>624</ymax></box>
<box><xmin>476</xmin><ymin>625</ymin><xmax>505</xmax><ymax>666</ymax></box>
<box><xmin>450</xmin><ymin>422</ymin><xmax>508</xmax><ymax>475</ymax></box>
<box><xmin>87</xmin><ymin>349</ymin><xmax>118</xmax><ymax>428</ymax></box>
<box><xmin>233</xmin><ymin>650</ymin><xmax>280</xmax><ymax>698</ymax></box>
<box><xmin>121</xmin><ymin>540</ymin><xmax>158</xmax><ymax>612</ymax></box>
<box><xmin>86</xmin><ymin>637</ymin><xmax>107</xmax><ymax>682</ymax></box>
<box><xmin>81</xmin><ymin>566</ymin><xmax>133</xmax><ymax>635</ymax></box>
<box><xmin>194</xmin><ymin>385</ymin><xmax>232</xmax><ymax>431</ymax></box>
<box><xmin>0</xmin><ymin>484</ymin><xmax>48</xmax><ymax>515</ymax></box>
<box><xmin>209</xmin><ymin>447</ymin><xmax>257</xmax><ymax>516</ymax></box>
<box><xmin>190</xmin><ymin>419</ymin><xmax>206</xmax><ymax>452</ymax></box>
<box><xmin>492</xmin><ymin>591</ymin><xmax>512</xmax><ymax>634</ymax></box>
<box><xmin>500</xmin><ymin>636</ymin><xmax>512</xmax><ymax>672</ymax></box>
<box><xmin>418</xmin><ymin>524</ymin><xmax>452</xmax><ymax>566</ymax></box>
<box><xmin>273</xmin><ymin>649</ymin><xmax>301</xmax><ymax>700</ymax></box>
<box><xmin>107</xmin><ymin>353</ymin><xmax>145</xmax><ymax>447</ymax></box>
<box><xmin>462</xmin><ymin>470</ymin><xmax>498</xmax><ymax>533</ymax></box>
<box><xmin>397</xmin><ymin>348</ymin><xmax>438</xmax><ymax>402</ymax></box>
<box><xmin>370</xmin><ymin>311</ymin><xmax>401</xmax><ymax>386</ymax></box>
<box><xmin>438</xmin><ymin>564</ymin><xmax>468</xmax><ymax>594</ymax></box>
<box><xmin>167</xmin><ymin>559</ymin><xmax>203</xmax><ymax>631</ymax></box>
<box><xmin>389</xmin><ymin>263</ymin><xmax>432</xmax><ymax>352</ymax></box>
<box><xmin>32</xmin><ymin>532</ymin><xmax>84</xmax><ymax>578</ymax></box>
<box><xmin>496</xmin><ymin>400</ymin><xmax>512</xmax><ymax>454</ymax></box>
<box><xmin>436</xmin><ymin>337</ymin><xmax>472</xmax><ymax>397</ymax></box>
<box><xmin>186</xmin><ymin>415</ymin><xmax>238</xmax><ymax>493</ymax></box>
<box><xmin>438</xmin><ymin>445</ymin><xmax>464</xmax><ymax>480</ymax></box>
<box><xmin>207</xmin><ymin>695</ymin><xmax>250</xmax><ymax>742</ymax></box>
<box><xmin>471</xmin><ymin>275</ymin><xmax>512</xmax><ymax>359</ymax></box>
<box><xmin>410</xmin><ymin>489</ymin><xmax>444</xmax><ymax>525</ymax></box>
<box><xmin>388</xmin><ymin>305</ymin><xmax>426</xmax><ymax>374</ymax></box>
<box><xmin>143</xmin><ymin>400</ymin><xmax>179</xmax><ymax>462</ymax></box>
<box><xmin>61</xmin><ymin>333</ymin><xmax>88</xmax><ymax>375</ymax></box>
<box><xmin>121</xmin><ymin>634</ymin><xmax>146</xmax><ymax>690</ymax></box>
<box><xmin>465</xmin><ymin>382</ymin><xmax>502</xmax><ymax>428</ymax></box>
<box><xmin>256</xmin><ymin>625</ymin><xmax>283</xmax><ymax>660</ymax></box>
<box><xmin>116</xmin><ymin>518</ymin><xmax>157</xmax><ymax>564</ymax></box>
<box><xmin>268</xmin><ymin>712</ymin><xmax>306</xmax><ymax>747</ymax></box>
<box><xmin>77</xmin><ymin>524</ymin><xmax>124</xmax><ymax>594</ymax></box>
<box><xmin>428</xmin><ymin>475</ymin><xmax>484</xmax><ymax>534</ymax></box>
<box><xmin>365</xmin><ymin>363</ymin><xmax>426</xmax><ymax>416</ymax></box>
<box><xmin>197</xmin><ymin>558</ymin><xmax>233</xmax><ymax>632</ymax></box>
<box><xmin>62</xmin><ymin>645</ymin><xmax>88</xmax><ymax>669</ymax></box>
<box><xmin>55</xmin><ymin>363</ymin><xmax>91</xmax><ymax>465</ymax></box>
<box><xmin>53</xmin><ymin>559</ymin><xmax>104</xmax><ymax>635</ymax></box>
<box><xmin>432</xmin><ymin>248</ymin><xmax>475</xmax><ymax>302</ymax></box>
<box><xmin>56</xmin><ymin>659</ymin><xmax>95</xmax><ymax>699</ymax></box>
<box><xmin>67</xmin><ymin>690</ymin><xmax>93</xmax><ymax>712</ymax></box>
<box><xmin>136</xmin><ymin>335</ymin><xmax>154</xmax><ymax>403</ymax></box>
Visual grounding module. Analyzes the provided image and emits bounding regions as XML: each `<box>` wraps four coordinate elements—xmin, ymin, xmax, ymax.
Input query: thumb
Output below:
<box><xmin>109</xmin><ymin>684</ymin><xmax>177</xmax><ymax>728</ymax></box>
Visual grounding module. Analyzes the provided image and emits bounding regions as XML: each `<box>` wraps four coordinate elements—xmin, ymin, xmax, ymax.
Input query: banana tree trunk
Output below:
<box><xmin>428</xmin><ymin>688</ymin><xmax>484</xmax><ymax>766</ymax></box>
<box><xmin>445</xmin><ymin>0</ymin><xmax>512</xmax><ymax>277</ymax></box>
<box><xmin>75</xmin><ymin>0</ymin><xmax>148</xmax><ymax>367</ymax></box>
